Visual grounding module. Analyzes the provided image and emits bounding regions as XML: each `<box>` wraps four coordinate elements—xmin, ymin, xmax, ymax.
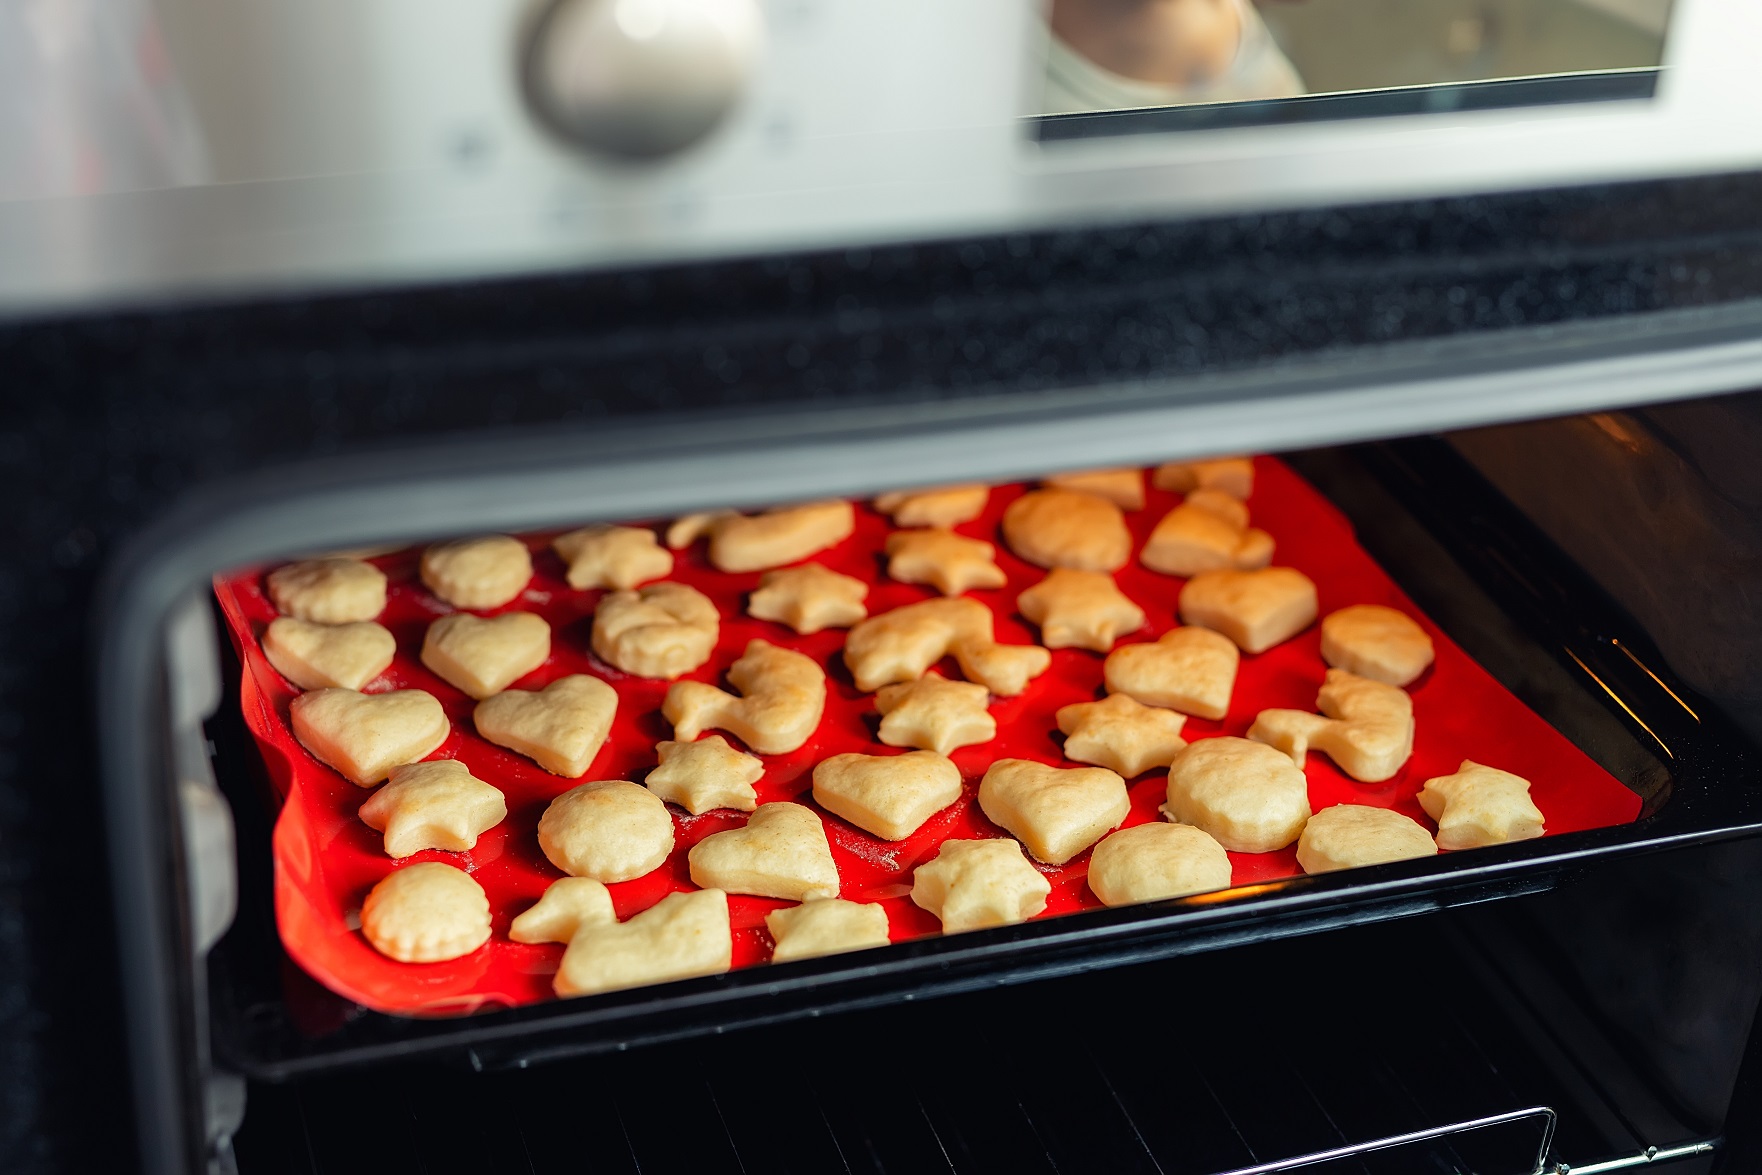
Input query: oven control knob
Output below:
<box><xmin>526</xmin><ymin>0</ymin><xmax>763</xmax><ymax>160</ymax></box>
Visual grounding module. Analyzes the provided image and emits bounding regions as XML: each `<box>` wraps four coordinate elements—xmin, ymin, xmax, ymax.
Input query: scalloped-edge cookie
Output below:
<box><xmin>358</xmin><ymin>760</ymin><xmax>507</xmax><ymax>858</ymax></box>
<box><xmin>663</xmin><ymin>639</ymin><xmax>826</xmax><ymax>755</ymax></box>
<box><xmin>289</xmin><ymin>687</ymin><xmax>449</xmax><ymax>787</ymax></box>
<box><xmin>1163</xmin><ymin>736</ymin><xmax>1310</xmax><ymax>853</ymax></box>
<box><xmin>555</xmin><ymin>889</ymin><xmax>732</xmax><ymax>997</ymax></box>
<box><xmin>910</xmin><ymin>838</ymin><xmax>1051</xmax><ymax>933</ymax></box>
<box><xmin>978</xmin><ymin>758</ymin><xmax>1130</xmax><ymax>865</ymax></box>
<box><xmin>812</xmin><ymin>750</ymin><xmax>963</xmax><ymax>841</ymax></box>
<box><xmin>263</xmin><ymin>617</ymin><xmax>396</xmax><ymax>691</ymax></box>
<box><xmin>267</xmin><ymin>558</ymin><xmax>387</xmax><ymax>624</ymax></box>
<box><xmin>688</xmin><ymin>802</ymin><xmax>840</xmax><ymax>901</ymax></box>
<box><xmin>420</xmin><ymin>536</ymin><xmax>533</xmax><ymax>610</ymax></box>
<box><xmin>360</xmin><ymin>862</ymin><xmax>491</xmax><ymax>964</ymax></box>
<box><xmin>592</xmin><ymin>581</ymin><xmax>719</xmax><ymax>679</ymax></box>
<box><xmin>537</xmin><ymin>779</ymin><xmax>675</xmax><ymax>882</ymax></box>
<box><xmin>1088</xmin><ymin>823</ymin><xmax>1232</xmax><ymax>906</ymax></box>
<box><xmin>767</xmin><ymin>899</ymin><xmax>892</xmax><ymax>963</ymax></box>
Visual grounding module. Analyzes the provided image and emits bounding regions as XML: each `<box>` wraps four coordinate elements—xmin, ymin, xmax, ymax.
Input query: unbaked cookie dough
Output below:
<box><xmin>591</xmin><ymin>581</ymin><xmax>719</xmax><ymax>679</ymax></box>
<box><xmin>884</xmin><ymin>528</ymin><xmax>1008</xmax><ymax>596</ymax></box>
<box><xmin>289</xmin><ymin>687</ymin><xmax>449</xmax><ymax>787</ymax></box>
<box><xmin>1296</xmin><ymin>804</ymin><xmax>1437</xmax><ymax>874</ymax></box>
<box><xmin>646</xmin><ymin>735</ymin><xmax>764</xmax><ymax>814</ymax></box>
<box><xmin>263</xmin><ymin>617</ymin><xmax>396</xmax><ymax>691</ymax></box>
<box><xmin>360</xmin><ymin>862</ymin><xmax>491</xmax><ymax>963</ymax></box>
<box><xmin>420</xmin><ymin>536</ymin><xmax>533</xmax><ymax>610</ymax></box>
<box><xmin>1320</xmin><ymin>604</ymin><xmax>1435</xmax><ymax>687</ymax></box>
<box><xmin>420</xmin><ymin>611</ymin><xmax>550</xmax><ymax>699</ymax></box>
<box><xmin>509</xmin><ymin>876</ymin><xmax>617</xmax><ymax>944</ymax></box>
<box><xmin>910</xmin><ymin>838</ymin><xmax>1051</xmax><ymax>933</ymax></box>
<box><xmin>1056</xmin><ymin>693</ymin><xmax>1189</xmax><ymax>778</ymax></box>
<box><xmin>687</xmin><ymin>802</ymin><xmax>841</xmax><ymax>902</ymax></box>
<box><xmin>1088</xmin><ymin>823</ymin><xmax>1232</xmax><ymax>906</ymax></box>
<box><xmin>747</xmin><ymin>563</ymin><xmax>868</xmax><ymax>634</ymax></box>
<box><xmin>706</xmin><ymin>502</ymin><xmax>856</xmax><ymax>572</ymax></box>
<box><xmin>1248</xmin><ymin>669</ymin><xmax>1415</xmax><ymax>783</ymax></box>
<box><xmin>812</xmin><ymin>749</ymin><xmax>963</xmax><ymax>841</ymax></box>
<box><xmin>663</xmin><ymin>639</ymin><xmax>827</xmax><ymax>755</ymax></box>
<box><xmin>358</xmin><ymin>760</ymin><xmax>507</xmax><ymax>858</ymax></box>
<box><xmin>1103</xmin><ymin>626</ymin><xmax>1240</xmax><ymax>720</ymax></box>
<box><xmin>267</xmin><ymin>558</ymin><xmax>387</xmax><ymax>624</ymax></box>
<box><xmin>537</xmin><ymin>779</ymin><xmax>675</xmax><ymax>882</ymax></box>
<box><xmin>978</xmin><ymin>758</ymin><xmax>1130</xmax><ymax>865</ymax></box>
<box><xmin>766</xmin><ymin>898</ymin><xmax>892</xmax><ymax>962</ymax></box>
<box><xmin>553</xmin><ymin>524</ymin><xmax>673</xmax><ymax>591</ymax></box>
<box><xmin>875</xmin><ymin>674</ymin><xmax>995</xmax><ymax>755</ymax></box>
<box><xmin>554</xmin><ymin>889</ymin><xmax>732</xmax><ymax>997</ymax></box>
<box><xmin>473</xmin><ymin>673</ymin><xmax>617</xmax><ymax>777</ymax></box>
<box><xmin>1418</xmin><ymin>760</ymin><xmax>1546</xmax><ymax>850</ymax></box>
<box><xmin>1163</xmin><ymin>736</ymin><xmax>1311</xmax><ymax>853</ymax></box>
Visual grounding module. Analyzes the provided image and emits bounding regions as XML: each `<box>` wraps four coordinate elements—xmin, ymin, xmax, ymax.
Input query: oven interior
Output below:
<box><xmin>148</xmin><ymin>401</ymin><xmax>1762</xmax><ymax>1174</ymax></box>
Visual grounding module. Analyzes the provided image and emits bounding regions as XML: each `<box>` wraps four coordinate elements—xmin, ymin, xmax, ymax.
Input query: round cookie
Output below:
<box><xmin>591</xmin><ymin>581</ymin><xmax>719</xmax><ymax>679</ymax></box>
<box><xmin>360</xmin><ymin>862</ymin><xmax>491</xmax><ymax>963</ymax></box>
<box><xmin>1163</xmin><ymin>736</ymin><xmax>1311</xmax><ymax>853</ymax></box>
<box><xmin>1296</xmin><ymin>804</ymin><xmax>1437</xmax><ymax>874</ymax></box>
<box><xmin>538</xmin><ymin>780</ymin><xmax>676</xmax><ymax>882</ymax></box>
<box><xmin>1088</xmin><ymin>823</ymin><xmax>1233</xmax><ymax>906</ymax></box>
<box><xmin>1320</xmin><ymin>605</ymin><xmax>1435</xmax><ymax>687</ymax></box>
<box><xmin>1001</xmin><ymin>489</ymin><xmax>1132</xmax><ymax>573</ymax></box>
<box><xmin>267</xmin><ymin>558</ymin><xmax>387</xmax><ymax>624</ymax></box>
<box><xmin>421</xmin><ymin>536</ymin><xmax>533</xmax><ymax>610</ymax></box>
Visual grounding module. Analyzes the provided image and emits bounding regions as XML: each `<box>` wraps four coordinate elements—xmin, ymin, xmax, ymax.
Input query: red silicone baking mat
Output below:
<box><xmin>213</xmin><ymin>457</ymin><xmax>1642</xmax><ymax>1017</ymax></box>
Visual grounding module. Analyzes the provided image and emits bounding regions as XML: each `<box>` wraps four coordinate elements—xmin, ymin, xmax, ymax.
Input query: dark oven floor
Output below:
<box><xmin>231</xmin><ymin>907</ymin><xmax>1715</xmax><ymax>1175</ymax></box>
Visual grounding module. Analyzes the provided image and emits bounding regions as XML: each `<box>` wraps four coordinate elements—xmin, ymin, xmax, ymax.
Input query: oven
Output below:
<box><xmin>8</xmin><ymin>3</ymin><xmax>1762</xmax><ymax>1174</ymax></box>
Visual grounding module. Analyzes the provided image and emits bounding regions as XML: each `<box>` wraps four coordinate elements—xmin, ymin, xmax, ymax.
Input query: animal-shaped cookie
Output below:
<box><xmin>554</xmin><ymin>889</ymin><xmax>732</xmax><ymax>997</ymax></box>
<box><xmin>696</xmin><ymin>502</ymin><xmax>856</xmax><ymax>572</ymax></box>
<box><xmin>420</xmin><ymin>611</ymin><xmax>550</xmax><ymax>699</ymax></box>
<box><xmin>1056</xmin><ymin>693</ymin><xmax>1189</xmax><ymax>778</ymax></box>
<box><xmin>1141</xmin><ymin>492</ymin><xmax>1274</xmax><ymax>578</ymax></box>
<box><xmin>537</xmin><ymin>780</ymin><xmax>675</xmax><ymax>882</ymax></box>
<box><xmin>1320</xmin><ymin>605</ymin><xmax>1435</xmax><ymax>687</ymax></box>
<box><xmin>509</xmin><ymin>877</ymin><xmax>616</xmax><ymax>944</ymax></box>
<box><xmin>474</xmin><ymin>673</ymin><xmax>617</xmax><ymax>777</ymax></box>
<box><xmin>1103</xmin><ymin>627</ymin><xmax>1240</xmax><ymax>720</ymax></box>
<box><xmin>884</xmin><ymin>529</ymin><xmax>1008</xmax><ymax>596</ymax></box>
<box><xmin>267</xmin><ymin>558</ymin><xmax>387</xmax><ymax>624</ymax></box>
<box><xmin>1296</xmin><ymin>804</ymin><xmax>1437</xmax><ymax>874</ymax></box>
<box><xmin>1179</xmin><ymin>567</ymin><xmax>1318</xmax><ymax>654</ymax></box>
<box><xmin>1087</xmin><ymin>823</ymin><xmax>1233</xmax><ymax>906</ymax></box>
<box><xmin>289</xmin><ymin>687</ymin><xmax>449</xmax><ymax>787</ymax></box>
<box><xmin>263</xmin><ymin>617</ymin><xmax>396</xmax><ymax>691</ymax></box>
<box><xmin>911</xmin><ymin>838</ymin><xmax>1051</xmax><ymax>933</ymax></box>
<box><xmin>843</xmin><ymin>597</ymin><xmax>993</xmax><ymax>691</ymax></box>
<box><xmin>874</xmin><ymin>485</ymin><xmax>989</xmax><ymax>528</ymax></box>
<box><xmin>1002</xmin><ymin>488</ymin><xmax>1132</xmax><ymax>573</ymax></box>
<box><xmin>1153</xmin><ymin>456</ymin><xmax>1254</xmax><ymax>499</ymax></box>
<box><xmin>1044</xmin><ymin>468</ymin><xmax>1145</xmax><ymax>510</ymax></box>
<box><xmin>747</xmin><ymin>563</ymin><xmax>868</xmax><ymax>634</ymax></box>
<box><xmin>591</xmin><ymin>581</ymin><xmax>719</xmax><ymax>679</ymax></box>
<box><xmin>552</xmin><ymin>524</ymin><xmax>673</xmax><ymax>590</ymax></box>
<box><xmin>645</xmin><ymin>735</ymin><xmax>764</xmax><ymax>814</ymax></box>
<box><xmin>360</xmin><ymin>863</ymin><xmax>490</xmax><ymax>963</ymax></box>
<box><xmin>1248</xmin><ymin>669</ymin><xmax>1415</xmax><ymax>783</ymax></box>
<box><xmin>950</xmin><ymin>639</ymin><xmax>1051</xmax><ymax>697</ymax></box>
<box><xmin>687</xmin><ymin>802</ymin><xmax>840</xmax><ymax>901</ymax></box>
<box><xmin>875</xmin><ymin>674</ymin><xmax>995</xmax><ymax>755</ymax></box>
<box><xmin>1417</xmin><ymin>761</ymin><xmax>1546</xmax><ymax>850</ymax></box>
<box><xmin>812</xmin><ymin>750</ymin><xmax>963</xmax><ymax>840</ymax></box>
<box><xmin>1163</xmin><ymin>737</ymin><xmax>1311</xmax><ymax>853</ymax></box>
<box><xmin>766</xmin><ymin>899</ymin><xmax>892</xmax><ymax>962</ymax></box>
<box><xmin>978</xmin><ymin>759</ymin><xmax>1130</xmax><ymax>865</ymax></box>
<box><xmin>420</xmin><ymin>536</ymin><xmax>533</xmax><ymax>610</ymax></box>
<box><xmin>663</xmin><ymin>639</ymin><xmax>827</xmax><ymax>755</ymax></box>
<box><xmin>358</xmin><ymin>760</ymin><xmax>507</xmax><ymax>858</ymax></box>
<box><xmin>1017</xmin><ymin>568</ymin><xmax>1146</xmax><ymax>653</ymax></box>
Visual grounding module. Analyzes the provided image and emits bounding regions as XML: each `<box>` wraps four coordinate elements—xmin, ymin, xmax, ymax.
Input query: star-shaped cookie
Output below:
<box><xmin>884</xmin><ymin>529</ymin><xmax>1008</xmax><ymax>597</ymax></box>
<box><xmin>747</xmin><ymin>563</ymin><xmax>869</xmax><ymax>634</ymax></box>
<box><xmin>875</xmin><ymin>674</ymin><xmax>996</xmax><ymax>755</ymax></box>
<box><xmin>645</xmin><ymin>735</ymin><xmax>764</xmax><ymax>815</ymax></box>
<box><xmin>357</xmin><ymin>759</ymin><xmax>508</xmax><ymax>858</ymax></box>
<box><xmin>553</xmin><ymin>524</ymin><xmax>673</xmax><ymax>591</ymax></box>
<box><xmin>1056</xmin><ymin>693</ymin><xmax>1189</xmax><ymax>778</ymax></box>
<box><xmin>1017</xmin><ymin>568</ymin><xmax>1146</xmax><ymax>653</ymax></box>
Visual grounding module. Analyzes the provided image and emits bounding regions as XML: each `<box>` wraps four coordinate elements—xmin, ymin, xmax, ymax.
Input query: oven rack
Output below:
<box><xmin>231</xmin><ymin>913</ymin><xmax>1712</xmax><ymax>1175</ymax></box>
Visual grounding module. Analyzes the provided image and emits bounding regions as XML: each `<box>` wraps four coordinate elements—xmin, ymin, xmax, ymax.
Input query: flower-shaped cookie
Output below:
<box><xmin>537</xmin><ymin>779</ymin><xmax>675</xmax><ymax>882</ymax></box>
<box><xmin>357</xmin><ymin>760</ymin><xmax>507</xmax><ymax>858</ymax></box>
<box><xmin>875</xmin><ymin>674</ymin><xmax>995</xmax><ymax>755</ymax></box>
<box><xmin>553</xmin><ymin>524</ymin><xmax>673</xmax><ymax>591</ymax></box>
<box><xmin>663</xmin><ymin>639</ymin><xmax>827</xmax><ymax>755</ymax></box>
<box><xmin>874</xmin><ymin>484</ymin><xmax>989</xmax><ymax>528</ymax></box>
<box><xmin>910</xmin><ymin>839</ymin><xmax>1051</xmax><ymax>933</ymax></box>
<box><xmin>977</xmin><ymin>758</ymin><xmax>1130</xmax><ymax>865</ymax></box>
<box><xmin>843</xmin><ymin>597</ymin><xmax>993</xmax><ymax>692</ymax></box>
<box><xmin>420</xmin><ymin>611</ymin><xmax>550</xmax><ymax>699</ymax></box>
<box><xmin>812</xmin><ymin>750</ymin><xmax>963</xmax><ymax>841</ymax></box>
<box><xmin>263</xmin><ymin>617</ymin><xmax>396</xmax><ymax>691</ymax></box>
<box><xmin>1056</xmin><ymin>693</ymin><xmax>1189</xmax><ymax>778</ymax></box>
<box><xmin>1417</xmin><ymin>761</ymin><xmax>1546</xmax><ymax>850</ymax></box>
<box><xmin>555</xmin><ymin>889</ymin><xmax>732</xmax><ymax>997</ymax></box>
<box><xmin>747</xmin><ymin>563</ymin><xmax>868</xmax><ymax>634</ymax></box>
<box><xmin>687</xmin><ymin>802</ymin><xmax>840</xmax><ymax>901</ymax></box>
<box><xmin>1320</xmin><ymin>604</ymin><xmax>1435</xmax><ymax>687</ymax></box>
<box><xmin>289</xmin><ymin>687</ymin><xmax>449</xmax><ymax>787</ymax></box>
<box><xmin>1103</xmin><ymin>626</ymin><xmax>1240</xmax><ymax>720</ymax></box>
<box><xmin>645</xmin><ymin>735</ymin><xmax>764</xmax><ymax>814</ymax></box>
<box><xmin>1002</xmin><ymin>488</ymin><xmax>1132</xmax><ymax>573</ymax></box>
<box><xmin>884</xmin><ymin>529</ymin><xmax>1008</xmax><ymax>597</ymax></box>
<box><xmin>766</xmin><ymin>899</ymin><xmax>892</xmax><ymax>962</ymax></box>
<box><xmin>1179</xmin><ymin>567</ymin><xmax>1318</xmax><ymax>654</ymax></box>
<box><xmin>1088</xmin><ymin>823</ymin><xmax>1233</xmax><ymax>906</ymax></box>
<box><xmin>1017</xmin><ymin>568</ymin><xmax>1146</xmax><ymax>653</ymax></box>
<box><xmin>1296</xmin><ymin>805</ymin><xmax>1437</xmax><ymax>874</ymax></box>
<box><xmin>474</xmin><ymin>673</ymin><xmax>617</xmax><ymax>777</ymax></box>
<box><xmin>592</xmin><ymin>581</ymin><xmax>719</xmax><ymax>679</ymax></box>
<box><xmin>420</xmin><ymin>536</ymin><xmax>533</xmax><ymax>610</ymax></box>
<box><xmin>267</xmin><ymin>558</ymin><xmax>387</xmax><ymax>624</ymax></box>
<box><xmin>1248</xmin><ymin>669</ymin><xmax>1415</xmax><ymax>783</ymax></box>
<box><xmin>1163</xmin><ymin>737</ymin><xmax>1311</xmax><ymax>853</ymax></box>
<box><xmin>360</xmin><ymin>862</ymin><xmax>490</xmax><ymax>963</ymax></box>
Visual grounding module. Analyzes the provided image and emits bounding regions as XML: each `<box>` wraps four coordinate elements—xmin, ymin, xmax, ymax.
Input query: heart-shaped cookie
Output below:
<box><xmin>474</xmin><ymin>674</ymin><xmax>617</xmax><ymax>777</ymax></box>
<box><xmin>812</xmin><ymin>750</ymin><xmax>963</xmax><ymax>841</ymax></box>
<box><xmin>687</xmin><ymin>802</ymin><xmax>840</xmax><ymax>901</ymax></box>
<box><xmin>420</xmin><ymin>611</ymin><xmax>550</xmax><ymax>699</ymax></box>
<box><xmin>977</xmin><ymin>758</ymin><xmax>1130</xmax><ymax>866</ymax></box>
<box><xmin>263</xmin><ymin>617</ymin><xmax>396</xmax><ymax>691</ymax></box>
<box><xmin>1103</xmin><ymin>627</ymin><xmax>1240</xmax><ymax>721</ymax></box>
<box><xmin>288</xmin><ymin>687</ymin><xmax>449</xmax><ymax>787</ymax></box>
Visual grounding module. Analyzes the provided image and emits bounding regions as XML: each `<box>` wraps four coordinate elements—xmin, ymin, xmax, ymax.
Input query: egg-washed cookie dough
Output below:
<box><xmin>812</xmin><ymin>750</ymin><xmax>963</xmax><ymax>841</ymax></box>
<box><xmin>688</xmin><ymin>802</ymin><xmax>841</xmax><ymax>902</ymax></box>
<box><xmin>766</xmin><ymin>898</ymin><xmax>892</xmax><ymax>962</ymax></box>
<box><xmin>1153</xmin><ymin>456</ymin><xmax>1255</xmax><ymax>500</ymax></box>
<box><xmin>420</xmin><ymin>536</ymin><xmax>534</xmax><ymax>610</ymax></box>
<box><xmin>263</xmin><ymin>617</ymin><xmax>396</xmax><ymax>692</ymax></box>
<box><xmin>1248</xmin><ymin>669</ymin><xmax>1415</xmax><ymax>784</ymax></box>
<box><xmin>1141</xmin><ymin>492</ymin><xmax>1275</xmax><ymax>578</ymax></box>
<box><xmin>747</xmin><ymin>563</ymin><xmax>868</xmax><ymax>634</ymax></box>
<box><xmin>1296</xmin><ymin>804</ymin><xmax>1437</xmax><ymax>874</ymax></box>
<box><xmin>646</xmin><ymin>735</ymin><xmax>764</xmax><ymax>815</ymax></box>
<box><xmin>978</xmin><ymin>758</ymin><xmax>1130</xmax><ymax>865</ymax></box>
<box><xmin>703</xmin><ymin>501</ymin><xmax>856</xmax><ymax>572</ymax></box>
<box><xmin>420</xmin><ymin>611</ymin><xmax>551</xmax><ymax>700</ymax></box>
<box><xmin>663</xmin><ymin>639</ymin><xmax>827</xmax><ymax>755</ymax></box>
<box><xmin>1044</xmin><ymin>468</ymin><xmax>1145</xmax><ymax>510</ymax></box>
<box><xmin>1179</xmin><ymin>567</ymin><xmax>1318</xmax><ymax>654</ymax></box>
<box><xmin>474</xmin><ymin>673</ymin><xmax>617</xmax><ymax>777</ymax></box>
<box><xmin>554</xmin><ymin>889</ymin><xmax>732</xmax><ymax>998</ymax></box>
<box><xmin>1103</xmin><ymin>626</ymin><xmax>1240</xmax><ymax>721</ymax></box>
<box><xmin>509</xmin><ymin>877</ymin><xmax>616</xmax><ymax>945</ymax></box>
<box><xmin>552</xmin><ymin>524</ymin><xmax>673</xmax><ymax>591</ymax></box>
<box><xmin>1017</xmin><ymin>568</ymin><xmax>1147</xmax><ymax>653</ymax></box>
<box><xmin>874</xmin><ymin>484</ymin><xmax>990</xmax><ymax>528</ymax></box>
<box><xmin>911</xmin><ymin>838</ymin><xmax>1052</xmax><ymax>933</ymax></box>
<box><xmin>875</xmin><ymin>674</ymin><xmax>995</xmax><ymax>755</ymax></box>
<box><xmin>884</xmin><ymin>529</ymin><xmax>1008</xmax><ymax>597</ymax></box>
<box><xmin>950</xmin><ymin>638</ymin><xmax>1051</xmax><ymax>697</ymax></box>
<box><xmin>267</xmin><ymin>557</ymin><xmax>388</xmax><ymax>624</ymax></box>
<box><xmin>1163</xmin><ymin>737</ymin><xmax>1311</xmax><ymax>853</ymax></box>
<box><xmin>1088</xmin><ymin>823</ymin><xmax>1233</xmax><ymax>906</ymax></box>
<box><xmin>360</xmin><ymin>862</ymin><xmax>491</xmax><ymax>964</ymax></box>
<box><xmin>1002</xmin><ymin>488</ymin><xmax>1133</xmax><ymax>573</ymax></box>
<box><xmin>1320</xmin><ymin>604</ymin><xmax>1435</xmax><ymax>687</ymax></box>
<box><xmin>591</xmin><ymin>581</ymin><xmax>719</xmax><ymax>679</ymax></box>
<box><xmin>1056</xmin><ymin>693</ymin><xmax>1189</xmax><ymax>778</ymax></box>
<box><xmin>1418</xmin><ymin>760</ymin><xmax>1546</xmax><ymax>850</ymax></box>
<box><xmin>289</xmin><ymin>687</ymin><xmax>449</xmax><ymax>787</ymax></box>
<box><xmin>843</xmin><ymin>597</ymin><xmax>993</xmax><ymax>692</ymax></box>
<box><xmin>358</xmin><ymin>760</ymin><xmax>507</xmax><ymax>859</ymax></box>
<box><xmin>537</xmin><ymin>779</ymin><xmax>675</xmax><ymax>883</ymax></box>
